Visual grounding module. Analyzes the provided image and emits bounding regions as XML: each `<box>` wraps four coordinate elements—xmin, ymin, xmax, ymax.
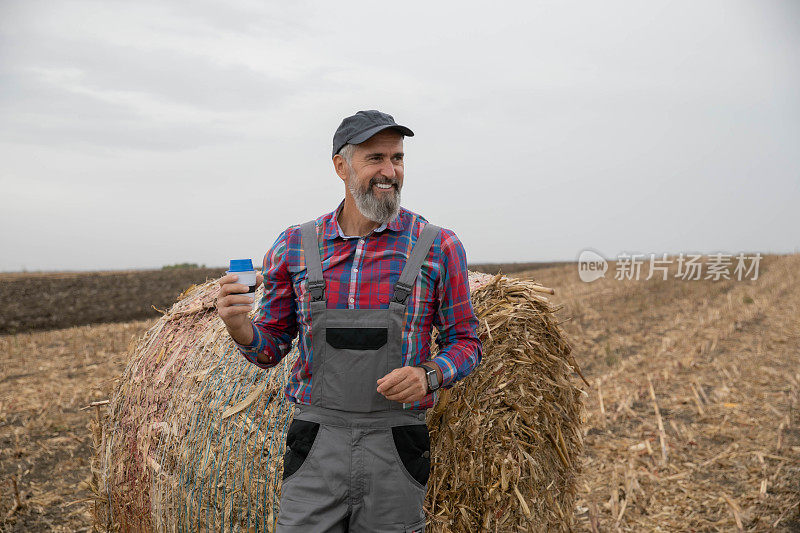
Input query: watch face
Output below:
<box><xmin>427</xmin><ymin>368</ymin><xmax>439</xmax><ymax>390</ymax></box>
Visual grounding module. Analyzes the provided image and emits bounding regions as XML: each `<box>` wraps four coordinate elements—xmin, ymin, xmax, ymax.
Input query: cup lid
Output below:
<box><xmin>229</xmin><ymin>258</ymin><xmax>254</xmax><ymax>271</ymax></box>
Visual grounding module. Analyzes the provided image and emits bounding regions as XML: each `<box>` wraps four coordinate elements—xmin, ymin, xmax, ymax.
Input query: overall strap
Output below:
<box><xmin>391</xmin><ymin>223</ymin><xmax>441</xmax><ymax>305</ymax></box>
<box><xmin>300</xmin><ymin>220</ymin><xmax>326</xmax><ymax>302</ymax></box>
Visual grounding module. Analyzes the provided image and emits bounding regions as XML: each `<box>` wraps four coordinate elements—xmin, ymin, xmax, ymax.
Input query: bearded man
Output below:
<box><xmin>216</xmin><ymin>110</ymin><xmax>482</xmax><ymax>532</ymax></box>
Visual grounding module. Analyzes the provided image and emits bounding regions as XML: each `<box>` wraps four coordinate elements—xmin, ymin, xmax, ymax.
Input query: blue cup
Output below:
<box><xmin>227</xmin><ymin>259</ymin><xmax>256</xmax><ymax>306</ymax></box>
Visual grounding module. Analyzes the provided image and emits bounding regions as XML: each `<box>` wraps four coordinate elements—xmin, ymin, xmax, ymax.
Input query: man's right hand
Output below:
<box><xmin>217</xmin><ymin>272</ymin><xmax>264</xmax><ymax>345</ymax></box>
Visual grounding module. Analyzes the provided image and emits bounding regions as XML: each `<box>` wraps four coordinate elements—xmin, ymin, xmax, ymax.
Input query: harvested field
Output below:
<box><xmin>1</xmin><ymin>254</ymin><xmax>798</xmax><ymax>531</ymax></box>
<box><xmin>0</xmin><ymin>268</ymin><xmax>225</xmax><ymax>334</ymax></box>
<box><xmin>561</xmin><ymin>255</ymin><xmax>800</xmax><ymax>531</ymax></box>
<box><xmin>0</xmin><ymin>319</ymin><xmax>155</xmax><ymax>532</ymax></box>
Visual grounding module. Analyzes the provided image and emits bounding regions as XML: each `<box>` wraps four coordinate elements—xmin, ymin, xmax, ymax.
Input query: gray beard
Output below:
<box><xmin>346</xmin><ymin>170</ymin><xmax>401</xmax><ymax>225</ymax></box>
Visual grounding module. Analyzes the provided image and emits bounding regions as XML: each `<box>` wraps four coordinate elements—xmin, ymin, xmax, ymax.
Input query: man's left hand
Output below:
<box><xmin>377</xmin><ymin>366</ymin><xmax>428</xmax><ymax>403</ymax></box>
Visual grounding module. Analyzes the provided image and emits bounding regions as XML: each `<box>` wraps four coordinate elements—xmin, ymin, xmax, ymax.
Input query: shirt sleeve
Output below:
<box><xmin>431</xmin><ymin>229</ymin><xmax>483</xmax><ymax>388</ymax></box>
<box><xmin>234</xmin><ymin>228</ymin><xmax>298</xmax><ymax>369</ymax></box>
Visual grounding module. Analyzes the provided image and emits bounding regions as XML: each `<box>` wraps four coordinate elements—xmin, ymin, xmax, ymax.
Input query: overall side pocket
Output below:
<box><xmin>283</xmin><ymin>419</ymin><xmax>320</xmax><ymax>481</ymax></box>
<box><xmin>391</xmin><ymin>424</ymin><xmax>431</xmax><ymax>488</ymax></box>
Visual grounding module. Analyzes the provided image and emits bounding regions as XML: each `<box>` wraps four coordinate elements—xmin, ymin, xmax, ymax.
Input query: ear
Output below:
<box><xmin>333</xmin><ymin>154</ymin><xmax>348</xmax><ymax>182</ymax></box>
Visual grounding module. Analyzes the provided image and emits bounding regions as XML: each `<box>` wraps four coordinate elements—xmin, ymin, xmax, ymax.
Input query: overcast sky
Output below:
<box><xmin>1</xmin><ymin>0</ymin><xmax>798</xmax><ymax>271</ymax></box>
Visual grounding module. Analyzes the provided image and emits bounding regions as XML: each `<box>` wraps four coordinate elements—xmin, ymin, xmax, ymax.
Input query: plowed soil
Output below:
<box><xmin>0</xmin><ymin>268</ymin><xmax>225</xmax><ymax>334</ymax></box>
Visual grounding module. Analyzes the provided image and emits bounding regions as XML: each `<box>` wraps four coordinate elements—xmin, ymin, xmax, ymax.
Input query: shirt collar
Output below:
<box><xmin>324</xmin><ymin>198</ymin><xmax>405</xmax><ymax>241</ymax></box>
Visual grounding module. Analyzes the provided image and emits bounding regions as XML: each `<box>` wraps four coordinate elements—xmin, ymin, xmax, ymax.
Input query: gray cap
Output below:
<box><xmin>332</xmin><ymin>110</ymin><xmax>414</xmax><ymax>158</ymax></box>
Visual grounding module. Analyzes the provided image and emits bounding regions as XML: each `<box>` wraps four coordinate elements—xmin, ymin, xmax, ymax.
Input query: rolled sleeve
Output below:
<box><xmin>235</xmin><ymin>228</ymin><xmax>298</xmax><ymax>369</ymax></box>
<box><xmin>431</xmin><ymin>229</ymin><xmax>482</xmax><ymax>389</ymax></box>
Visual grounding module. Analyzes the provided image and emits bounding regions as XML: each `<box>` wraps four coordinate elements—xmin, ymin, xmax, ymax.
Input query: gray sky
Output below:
<box><xmin>1</xmin><ymin>0</ymin><xmax>798</xmax><ymax>271</ymax></box>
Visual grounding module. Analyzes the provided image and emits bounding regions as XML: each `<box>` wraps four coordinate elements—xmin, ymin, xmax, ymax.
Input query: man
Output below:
<box><xmin>216</xmin><ymin>110</ymin><xmax>482</xmax><ymax>532</ymax></box>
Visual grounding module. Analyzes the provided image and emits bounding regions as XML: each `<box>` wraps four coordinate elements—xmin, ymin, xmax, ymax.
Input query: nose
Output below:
<box><xmin>379</xmin><ymin>158</ymin><xmax>396</xmax><ymax>179</ymax></box>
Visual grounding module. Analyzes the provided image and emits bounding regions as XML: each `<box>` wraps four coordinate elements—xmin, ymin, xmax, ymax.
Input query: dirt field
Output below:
<box><xmin>0</xmin><ymin>268</ymin><xmax>225</xmax><ymax>334</ymax></box>
<box><xmin>1</xmin><ymin>255</ymin><xmax>798</xmax><ymax>531</ymax></box>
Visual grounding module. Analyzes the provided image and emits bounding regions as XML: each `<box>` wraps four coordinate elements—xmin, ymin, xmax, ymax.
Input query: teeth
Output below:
<box><xmin>376</xmin><ymin>184</ymin><xmax>392</xmax><ymax>189</ymax></box>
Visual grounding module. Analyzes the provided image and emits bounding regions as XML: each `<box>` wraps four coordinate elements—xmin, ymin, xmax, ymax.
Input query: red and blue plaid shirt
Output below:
<box><xmin>235</xmin><ymin>198</ymin><xmax>482</xmax><ymax>410</ymax></box>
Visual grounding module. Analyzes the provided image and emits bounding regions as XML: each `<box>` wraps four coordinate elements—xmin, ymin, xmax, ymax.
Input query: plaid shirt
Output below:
<box><xmin>235</xmin><ymin>198</ymin><xmax>482</xmax><ymax>410</ymax></box>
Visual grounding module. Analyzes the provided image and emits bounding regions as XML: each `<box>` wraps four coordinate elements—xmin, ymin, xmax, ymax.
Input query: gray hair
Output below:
<box><xmin>338</xmin><ymin>143</ymin><xmax>356</xmax><ymax>166</ymax></box>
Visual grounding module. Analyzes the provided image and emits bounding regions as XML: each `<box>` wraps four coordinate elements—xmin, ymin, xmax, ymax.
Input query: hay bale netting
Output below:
<box><xmin>90</xmin><ymin>271</ymin><xmax>584</xmax><ymax>532</ymax></box>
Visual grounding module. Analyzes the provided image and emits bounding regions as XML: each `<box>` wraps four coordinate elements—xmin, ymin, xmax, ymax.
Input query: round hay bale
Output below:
<box><xmin>91</xmin><ymin>271</ymin><xmax>583</xmax><ymax>532</ymax></box>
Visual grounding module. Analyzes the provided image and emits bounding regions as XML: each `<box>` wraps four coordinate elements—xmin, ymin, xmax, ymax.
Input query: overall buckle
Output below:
<box><xmin>308</xmin><ymin>280</ymin><xmax>326</xmax><ymax>301</ymax></box>
<box><xmin>391</xmin><ymin>281</ymin><xmax>413</xmax><ymax>305</ymax></box>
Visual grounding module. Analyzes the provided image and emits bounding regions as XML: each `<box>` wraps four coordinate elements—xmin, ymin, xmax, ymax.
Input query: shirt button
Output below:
<box><xmin>353</xmin><ymin>268</ymin><xmax>358</xmax><ymax>273</ymax></box>
<box><xmin>349</xmin><ymin>297</ymin><xmax>354</xmax><ymax>303</ymax></box>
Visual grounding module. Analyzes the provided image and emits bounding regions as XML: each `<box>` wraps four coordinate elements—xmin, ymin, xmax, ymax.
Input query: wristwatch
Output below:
<box><xmin>418</xmin><ymin>362</ymin><xmax>441</xmax><ymax>392</ymax></box>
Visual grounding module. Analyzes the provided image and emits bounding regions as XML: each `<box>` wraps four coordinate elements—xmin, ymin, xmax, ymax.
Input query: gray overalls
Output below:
<box><xmin>275</xmin><ymin>220</ymin><xmax>440</xmax><ymax>533</ymax></box>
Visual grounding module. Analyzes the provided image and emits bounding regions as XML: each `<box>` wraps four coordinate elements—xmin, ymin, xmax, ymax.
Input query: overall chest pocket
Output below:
<box><xmin>325</xmin><ymin>327</ymin><xmax>388</xmax><ymax>350</ymax></box>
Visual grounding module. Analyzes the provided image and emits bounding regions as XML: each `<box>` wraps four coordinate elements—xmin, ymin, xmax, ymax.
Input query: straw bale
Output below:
<box><xmin>91</xmin><ymin>271</ymin><xmax>584</xmax><ymax>532</ymax></box>
<box><xmin>426</xmin><ymin>273</ymin><xmax>584</xmax><ymax>532</ymax></box>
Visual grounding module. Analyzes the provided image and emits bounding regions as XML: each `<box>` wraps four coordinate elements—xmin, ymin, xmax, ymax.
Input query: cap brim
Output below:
<box><xmin>348</xmin><ymin>124</ymin><xmax>414</xmax><ymax>145</ymax></box>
